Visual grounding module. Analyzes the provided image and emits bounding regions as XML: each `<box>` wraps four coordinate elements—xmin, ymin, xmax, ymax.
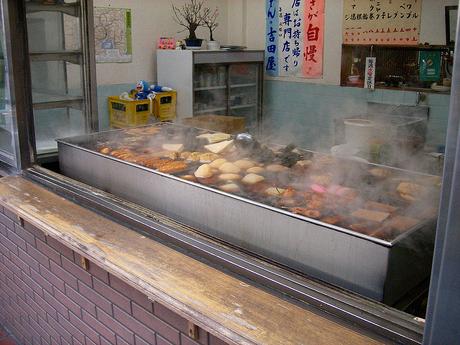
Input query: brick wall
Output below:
<box><xmin>0</xmin><ymin>206</ymin><xmax>228</xmax><ymax>345</ymax></box>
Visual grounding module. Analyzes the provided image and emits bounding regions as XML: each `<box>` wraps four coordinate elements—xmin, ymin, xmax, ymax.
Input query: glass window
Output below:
<box><xmin>0</xmin><ymin>0</ymin><xmax>19</xmax><ymax>168</ymax></box>
<box><xmin>54</xmin><ymin>0</ymin><xmax>455</xmax><ymax>323</ymax></box>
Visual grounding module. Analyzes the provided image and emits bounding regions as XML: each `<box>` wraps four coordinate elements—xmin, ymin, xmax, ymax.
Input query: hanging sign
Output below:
<box><xmin>364</xmin><ymin>57</ymin><xmax>376</xmax><ymax>89</ymax></box>
<box><xmin>265</xmin><ymin>0</ymin><xmax>324</xmax><ymax>78</ymax></box>
<box><xmin>419</xmin><ymin>51</ymin><xmax>441</xmax><ymax>82</ymax></box>
<box><xmin>343</xmin><ymin>0</ymin><xmax>422</xmax><ymax>45</ymax></box>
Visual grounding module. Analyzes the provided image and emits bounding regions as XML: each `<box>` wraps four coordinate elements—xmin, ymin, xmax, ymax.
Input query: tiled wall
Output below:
<box><xmin>0</xmin><ymin>206</ymin><xmax>228</xmax><ymax>345</ymax></box>
<box><xmin>96</xmin><ymin>81</ymin><xmax>451</xmax><ymax>150</ymax></box>
<box><xmin>263</xmin><ymin>80</ymin><xmax>451</xmax><ymax>150</ymax></box>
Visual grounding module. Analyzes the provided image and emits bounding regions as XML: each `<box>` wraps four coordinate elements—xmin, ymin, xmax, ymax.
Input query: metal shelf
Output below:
<box><xmin>230</xmin><ymin>83</ymin><xmax>257</xmax><ymax>88</ymax></box>
<box><xmin>26</xmin><ymin>2</ymin><xmax>80</xmax><ymax>17</ymax></box>
<box><xmin>30</xmin><ymin>50</ymin><xmax>82</xmax><ymax>64</ymax></box>
<box><xmin>32</xmin><ymin>91</ymin><xmax>84</xmax><ymax>111</ymax></box>
<box><xmin>194</xmin><ymin>85</ymin><xmax>227</xmax><ymax>91</ymax></box>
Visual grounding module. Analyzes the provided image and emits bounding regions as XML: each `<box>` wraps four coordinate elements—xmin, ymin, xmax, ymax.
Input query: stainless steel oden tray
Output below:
<box><xmin>57</xmin><ymin>125</ymin><xmax>437</xmax><ymax>304</ymax></box>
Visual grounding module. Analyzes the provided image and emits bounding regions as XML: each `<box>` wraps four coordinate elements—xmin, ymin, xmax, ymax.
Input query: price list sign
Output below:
<box><xmin>265</xmin><ymin>0</ymin><xmax>324</xmax><ymax>78</ymax></box>
<box><xmin>343</xmin><ymin>0</ymin><xmax>422</xmax><ymax>45</ymax></box>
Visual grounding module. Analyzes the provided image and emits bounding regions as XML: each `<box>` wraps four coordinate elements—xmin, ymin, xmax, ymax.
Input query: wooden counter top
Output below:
<box><xmin>0</xmin><ymin>176</ymin><xmax>388</xmax><ymax>345</ymax></box>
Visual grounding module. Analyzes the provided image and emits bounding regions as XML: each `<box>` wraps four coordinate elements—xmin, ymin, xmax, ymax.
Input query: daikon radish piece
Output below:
<box><xmin>234</xmin><ymin>159</ymin><xmax>256</xmax><ymax>169</ymax></box>
<box><xmin>210</xmin><ymin>158</ymin><xmax>227</xmax><ymax>168</ymax></box>
<box><xmin>219</xmin><ymin>162</ymin><xmax>241</xmax><ymax>174</ymax></box>
<box><xmin>194</xmin><ymin>164</ymin><xmax>213</xmax><ymax>179</ymax></box>
<box><xmin>197</xmin><ymin>132</ymin><xmax>231</xmax><ymax>144</ymax></box>
<box><xmin>247</xmin><ymin>166</ymin><xmax>265</xmax><ymax>174</ymax></box>
<box><xmin>219</xmin><ymin>183</ymin><xmax>241</xmax><ymax>193</ymax></box>
<box><xmin>241</xmin><ymin>173</ymin><xmax>265</xmax><ymax>185</ymax></box>
<box><xmin>161</xmin><ymin>143</ymin><xmax>184</xmax><ymax>152</ymax></box>
<box><xmin>218</xmin><ymin>173</ymin><xmax>241</xmax><ymax>181</ymax></box>
<box><xmin>204</xmin><ymin>140</ymin><xmax>234</xmax><ymax>154</ymax></box>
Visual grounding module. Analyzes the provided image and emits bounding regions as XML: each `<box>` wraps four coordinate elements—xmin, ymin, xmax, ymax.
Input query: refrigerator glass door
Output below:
<box><xmin>229</xmin><ymin>63</ymin><xmax>259</xmax><ymax>128</ymax></box>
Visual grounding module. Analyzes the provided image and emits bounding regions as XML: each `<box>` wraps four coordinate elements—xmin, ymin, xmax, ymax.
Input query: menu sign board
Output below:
<box><xmin>265</xmin><ymin>0</ymin><xmax>325</xmax><ymax>78</ymax></box>
<box><xmin>343</xmin><ymin>0</ymin><xmax>422</xmax><ymax>45</ymax></box>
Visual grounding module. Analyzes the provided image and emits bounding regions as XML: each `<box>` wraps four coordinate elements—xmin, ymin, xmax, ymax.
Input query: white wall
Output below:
<box><xmin>94</xmin><ymin>0</ymin><xmax>228</xmax><ymax>85</ymax></box>
<box><xmin>230</xmin><ymin>0</ymin><xmax>459</xmax><ymax>85</ymax></box>
<box><xmin>94</xmin><ymin>0</ymin><xmax>458</xmax><ymax>86</ymax></box>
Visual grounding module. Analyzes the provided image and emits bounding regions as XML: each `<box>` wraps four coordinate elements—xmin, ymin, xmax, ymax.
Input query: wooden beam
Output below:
<box><xmin>0</xmin><ymin>176</ymin><xmax>387</xmax><ymax>345</ymax></box>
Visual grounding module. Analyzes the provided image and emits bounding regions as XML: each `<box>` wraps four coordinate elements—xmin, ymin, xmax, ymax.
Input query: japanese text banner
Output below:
<box><xmin>265</xmin><ymin>0</ymin><xmax>324</xmax><ymax>78</ymax></box>
<box><xmin>343</xmin><ymin>0</ymin><xmax>422</xmax><ymax>45</ymax></box>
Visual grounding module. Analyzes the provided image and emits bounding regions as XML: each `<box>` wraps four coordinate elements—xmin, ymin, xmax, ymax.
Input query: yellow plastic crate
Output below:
<box><xmin>153</xmin><ymin>91</ymin><xmax>177</xmax><ymax>122</ymax></box>
<box><xmin>108</xmin><ymin>96</ymin><xmax>151</xmax><ymax>128</ymax></box>
<box><xmin>108</xmin><ymin>92</ymin><xmax>177</xmax><ymax>128</ymax></box>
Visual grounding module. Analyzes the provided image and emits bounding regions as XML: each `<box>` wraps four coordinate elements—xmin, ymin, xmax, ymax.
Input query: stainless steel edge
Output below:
<box><xmin>24</xmin><ymin>165</ymin><xmax>425</xmax><ymax>344</ymax></box>
<box><xmin>57</xmin><ymin>140</ymin><xmax>435</xmax><ymax>303</ymax></box>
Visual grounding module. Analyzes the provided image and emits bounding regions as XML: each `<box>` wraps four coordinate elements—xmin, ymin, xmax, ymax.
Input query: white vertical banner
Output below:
<box><xmin>278</xmin><ymin>0</ymin><xmax>305</xmax><ymax>77</ymax></box>
<box><xmin>364</xmin><ymin>57</ymin><xmax>376</xmax><ymax>89</ymax></box>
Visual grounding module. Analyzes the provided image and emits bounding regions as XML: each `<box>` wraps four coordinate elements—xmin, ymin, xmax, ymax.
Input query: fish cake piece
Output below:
<box><xmin>158</xmin><ymin>161</ymin><xmax>188</xmax><ymax>174</ymax></box>
<box><xmin>290</xmin><ymin>208</ymin><xmax>321</xmax><ymax>219</ymax></box>
<box><xmin>234</xmin><ymin>159</ymin><xmax>256</xmax><ymax>169</ymax></box>
<box><xmin>364</xmin><ymin>201</ymin><xmax>398</xmax><ymax>213</ymax></box>
<box><xmin>351</xmin><ymin>209</ymin><xmax>390</xmax><ymax>223</ymax></box>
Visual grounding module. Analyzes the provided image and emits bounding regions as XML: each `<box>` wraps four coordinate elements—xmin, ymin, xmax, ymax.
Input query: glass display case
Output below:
<box><xmin>25</xmin><ymin>0</ymin><xmax>97</xmax><ymax>158</ymax></box>
<box><xmin>157</xmin><ymin>50</ymin><xmax>264</xmax><ymax>131</ymax></box>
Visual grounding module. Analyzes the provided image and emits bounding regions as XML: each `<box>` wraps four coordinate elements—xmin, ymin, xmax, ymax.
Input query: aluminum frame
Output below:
<box><xmin>423</xmin><ymin>4</ymin><xmax>460</xmax><ymax>344</ymax></box>
<box><xmin>0</xmin><ymin>0</ymin><xmax>36</xmax><ymax>170</ymax></box>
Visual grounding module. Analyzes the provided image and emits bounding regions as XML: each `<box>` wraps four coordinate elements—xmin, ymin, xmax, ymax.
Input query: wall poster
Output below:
<box><xmin>265</xmin><ymin>0</ymin><xmax>325</xmax><ymax>78</ymax></box>
<box><xmin>94</xmin><ymin>7</ymin><xmax>133</xmax><ymax>63</ymax></box>
<box><xmin>343</xmin><ymin>0</ymin><xmax>422</xmax><ymax>45</ymax></box>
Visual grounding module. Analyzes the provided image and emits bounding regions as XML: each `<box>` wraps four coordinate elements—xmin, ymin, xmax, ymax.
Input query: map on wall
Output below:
<box><xmin>94</xmin><ymin>7</ymin><xmax>132</xmax><ymax>63</ymax></box>
<box><xmin>343</xmin><ymin>0</ymin><xmax>422</xmax><ymax>45</ymax></box>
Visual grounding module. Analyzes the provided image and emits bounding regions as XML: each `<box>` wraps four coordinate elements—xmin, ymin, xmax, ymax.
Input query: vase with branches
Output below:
<box><xmin>172</xmin><ymin>0</ymin><xmax>205</xmax><ymax>48</ymax></box>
